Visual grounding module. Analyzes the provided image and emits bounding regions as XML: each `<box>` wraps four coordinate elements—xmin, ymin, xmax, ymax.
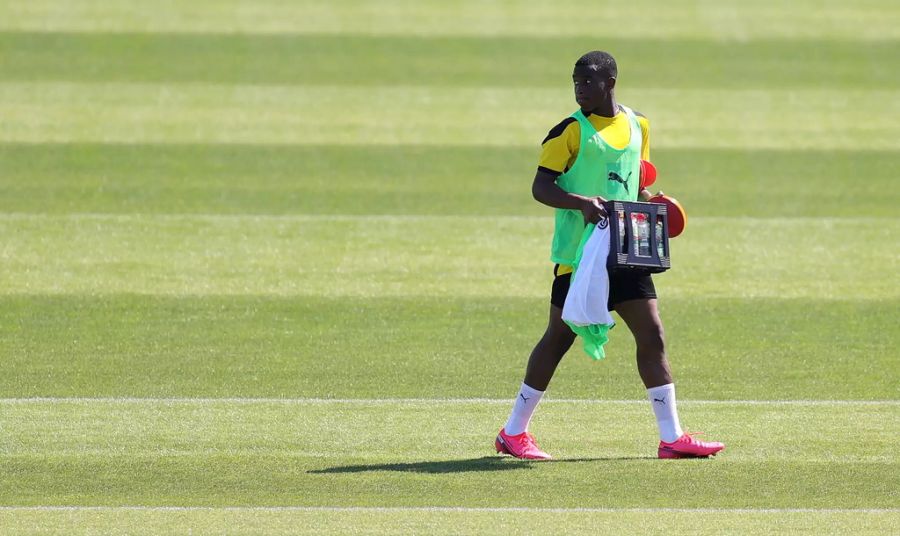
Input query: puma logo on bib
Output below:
<box><xmin>608</xmin><ymin>171</ymin><xmax>630</xmax><ymax>193</ymax></box>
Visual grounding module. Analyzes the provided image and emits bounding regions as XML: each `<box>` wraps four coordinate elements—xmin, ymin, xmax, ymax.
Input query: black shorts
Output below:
<box><xmin>550</xmin><ymin>264</ymin><xmax>657</xmax><ymax>311</ymax></box>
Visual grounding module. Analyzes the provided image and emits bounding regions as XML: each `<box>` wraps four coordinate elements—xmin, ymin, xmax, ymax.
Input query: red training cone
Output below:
<box><xmin>639</xmin><ymin>160</ymin><xmax>657</xmax><ymax>189</ymax></box>
<box><xmin>649</xmin><ymin>193</ymin><xmax>687</xmax><ymax>238</ymax></box>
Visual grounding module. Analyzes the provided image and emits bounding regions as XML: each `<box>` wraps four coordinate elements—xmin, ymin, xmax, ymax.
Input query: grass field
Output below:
<box><xmin>1</xmin><ymin>1</ymin><xmax>899</xmax><ymax>534</ymax></box>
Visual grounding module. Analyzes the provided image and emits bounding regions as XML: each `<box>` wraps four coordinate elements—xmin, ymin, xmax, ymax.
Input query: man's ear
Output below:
<box><xmin>606</xmin><ymin>77</ymin><xmax>617</xmax><ymax>90</ymax></box>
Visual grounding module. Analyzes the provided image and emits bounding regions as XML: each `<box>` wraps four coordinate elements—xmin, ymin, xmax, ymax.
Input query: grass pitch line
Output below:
<box><xmin>0</xmin><ymin>507</ymin><xmax>897</xmax><ymax>514</ymax></box>
<box><xmin>2</xmin><ymin>398</ymin><xmax>897</xmax><ymax>406</ymax></box>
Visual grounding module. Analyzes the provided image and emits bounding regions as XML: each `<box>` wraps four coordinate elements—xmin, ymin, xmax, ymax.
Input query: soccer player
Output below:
<box><xmin>495</xmin><ymin>51</ymin><xmax>724</xmax><ymax>460</ymax></box>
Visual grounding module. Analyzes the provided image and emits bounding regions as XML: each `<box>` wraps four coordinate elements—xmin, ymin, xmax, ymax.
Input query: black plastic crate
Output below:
<box><xmin>604</xmin><ymin>200</ymin><xmax>671</xmax><ymax>274</ymax></box>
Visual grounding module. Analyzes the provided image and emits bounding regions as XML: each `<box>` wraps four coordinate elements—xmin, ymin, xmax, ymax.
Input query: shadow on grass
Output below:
<box><xmin>309</xmin><ymin>455</ymin><xmax>655</xmax><ymax>474</ymax></box>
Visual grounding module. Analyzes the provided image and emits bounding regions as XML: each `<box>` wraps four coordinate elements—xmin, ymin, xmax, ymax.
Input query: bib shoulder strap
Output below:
<box><xmin>618</xmin><ymin>104</ymin><xmax>638</xmax><ymax>123</ymax></box>
<box><xmin>617</xmin><ymin>104</ymin><xmax>643</xmax><ymax>139</ymax></box>
<box><xmin>570</xmin><ymin>109</ymin><xmax>598</xmax><ymax>141</ymax></box>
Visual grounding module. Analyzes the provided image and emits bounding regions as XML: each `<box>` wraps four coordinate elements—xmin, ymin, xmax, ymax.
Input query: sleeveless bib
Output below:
<box><xmin>550</xmin><ymin>106</ymin><xmax>642</xmax><ymax>265</ymax></box>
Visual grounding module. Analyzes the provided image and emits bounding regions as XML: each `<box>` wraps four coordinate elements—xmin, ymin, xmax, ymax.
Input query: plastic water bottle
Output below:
<box><xmin>630</xmin><ymin>214</ymin><xmax>639</xmax><ymax>256</ymax></box>
<box><xmin>655</xmin><ymin>216</ymin><xmax>665</xmax><ymax>258</ymax></box>
<box><xmin>632</xmin><ymin>213</ymin><xmax>650</xmax><ymax>257</ymax></box>
<box><xmin>638</xmin><ymin>214</ymin><xmax>650</xmax><ymax>257</ymax></box>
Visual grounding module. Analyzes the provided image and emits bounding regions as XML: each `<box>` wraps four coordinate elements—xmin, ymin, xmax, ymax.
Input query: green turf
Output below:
<box><xmin>1</xmin><ymin>295</ymin><xmax>897</xmax><ymax>399</ymax></box>
<box><xmin>3</xmin><ymin>32</ymin><xmax>898</xmax><ymax>90</ymax></box>
<box><xmin>1</xmin><ymin>0</ymin><xmax>898</xmax><ymax>534</ymax></box>
<box><xmin>1</xmin><ymin>0</ymin><xmax>898</xmax><ymax>40</ymax></box>
<box><xmin>1</xmin><ymin>215</ymin><xmax>896</xmax><ymax>300</ymax></box>
<box><xmin>0</xmin><ymin>144</ymin><xmax>897</xmax><ymax>217</ymax></box>
<box><xmin>2</xmin><ymin>401</ymin><xmax>897</xmax><ymax>508</ymax></box>
<box><xmin>1</xmin><ymin>84</ymin><xmax>898</xmax><ymax>149</ymax></box>
<box><xmin>1</xmin><ymin>510</ymin><xmax>896</xmax><ymax>536</ymax></box>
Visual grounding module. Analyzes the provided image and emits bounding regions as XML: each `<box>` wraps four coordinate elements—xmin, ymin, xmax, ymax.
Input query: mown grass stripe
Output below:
<box><xmin>2</xmin><ymin>398</ymin><xmax>898</xmax><ymax>405</ymax></box>
<box><xmin>2</xmin><ymin>214</ymin><xmax>896</xmax><ymax>299</ymax></box>
<box><xmin>0</xmin><ymin>143</ymin><xmax>896</xmax><ymax>217</ymax></box>
<box><xmin>0</xmin><ymin>506</ymin><xmax>896</xmax><ymax>513</ymax></box>
<box><xmin>2</xmin><ymin>509</ymin><xmax>895</xmax><ymax>536</ymax></box>
<box><xmin>1</xmin><ymin>83</ymin><xmax>897</xmax><ymax>149</ymax></box>
<box><xmin>0</xmin><ymin>212</ymin><xmax>894</xmax><ymax>223</ymax></box>
<box><xmin>2</xmin><ymin>296</ymin><xmax>896</xmax><ymax>400</ymax></box>
<box><xmin>1</xmin><ymin>0</ymin><xmax>898</xmax><ymax>40</ymax></box>
<box><xmin>3</xmin><ymin>401</ymin><xmax>897</xmax><ymax>504</ymax></box>
<box><xmin>3</xmin><ymin>32</ymin><xmax>896</xmax><ymax>90</ymax></box>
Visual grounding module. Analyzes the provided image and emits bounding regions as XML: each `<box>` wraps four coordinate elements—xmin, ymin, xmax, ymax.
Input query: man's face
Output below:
<box><xmin>572</xmin><ymin>66</ymin><xmax>612</xmax><ymax>110</ymax></box>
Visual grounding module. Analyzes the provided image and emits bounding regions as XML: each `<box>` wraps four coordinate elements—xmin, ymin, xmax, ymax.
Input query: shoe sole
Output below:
<box><xmin>658</xmin><ymin>448</ymin><xmax>723</xmax><ymax>459</ymax></box>
<box><xmin>503</xmin><ymin>438</ymin><xmax>720</xmax><ymax>460</ymax></box>
<box><xmin>495</xmin><ymin>435</ymin><xmax>552</xmax><ymax>461</ymax></box>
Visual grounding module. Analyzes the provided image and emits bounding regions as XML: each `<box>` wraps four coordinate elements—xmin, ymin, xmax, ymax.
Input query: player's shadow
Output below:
<box><xmin>308</xmin><ymin>455</ymin><xmax>654</xmax><ymax>474</ymax></box>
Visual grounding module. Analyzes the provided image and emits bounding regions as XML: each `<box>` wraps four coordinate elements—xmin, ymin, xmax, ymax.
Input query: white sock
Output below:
<box><xmin>647</xmin><ymin>383</ymin><xmax>684</xmax><ymax>443</ymax></box>
<box><xmin>503</xmin><ymin>383</ymin><xmax>545</xmax><ymax>435</ymax></box>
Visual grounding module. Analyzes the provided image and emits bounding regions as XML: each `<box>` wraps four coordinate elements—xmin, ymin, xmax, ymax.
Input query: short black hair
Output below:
<box><xmin>575</xmin><ymin>51</ymin><xmax>617</xmax><ymax>79</ymax></box>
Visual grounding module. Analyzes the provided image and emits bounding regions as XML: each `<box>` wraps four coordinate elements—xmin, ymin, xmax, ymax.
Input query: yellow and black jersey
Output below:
<box><xmin>537</xmin><ymin>108</ymin><xmax>650</xmax><ymax>177</ymax></box>
<box><xmin>538</xmin><ymin>107</ymin><xmax>650</xmax><ymax>276</ymax></box>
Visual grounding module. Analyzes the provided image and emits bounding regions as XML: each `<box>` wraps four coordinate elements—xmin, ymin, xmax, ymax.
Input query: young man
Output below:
<box><xmin>495</xmin><ymin>51</ymin><xmax>724</xmax><ymax>460</ymax></box>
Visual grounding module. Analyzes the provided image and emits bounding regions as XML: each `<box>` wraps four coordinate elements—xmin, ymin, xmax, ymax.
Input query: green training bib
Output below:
<box><xmin>550</xmin><ymin>106</ymin><xmax>642</xmax><ymax>265</ymax></box>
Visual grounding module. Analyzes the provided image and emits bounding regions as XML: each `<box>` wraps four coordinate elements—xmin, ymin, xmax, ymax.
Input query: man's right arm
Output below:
<box><xmin>535</xmin><ymin>117</ymin><xmax>607</xmax><ymax>224</ymax></box>
<box><xmin>532</xmin><ymin>169</ymin><xmax>607</xmax><ymax>224</ymax></box>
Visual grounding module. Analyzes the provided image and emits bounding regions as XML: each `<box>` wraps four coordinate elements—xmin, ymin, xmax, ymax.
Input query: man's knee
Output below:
<box><xmin>635</xmin><ymin>323</ymin><xmax>666</xmax><ymax>356</ymax></box>
<box><xmin>543</xmin><ymin>321</ymin><xmax>576</xmax><ymax>351</ymax></box>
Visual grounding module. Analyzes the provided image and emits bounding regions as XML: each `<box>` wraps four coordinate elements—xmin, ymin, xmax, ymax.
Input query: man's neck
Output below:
<box><xmin>584</xmin><ymin>97</ymin><xmax>618</xmax><ymax>118</ymax></box>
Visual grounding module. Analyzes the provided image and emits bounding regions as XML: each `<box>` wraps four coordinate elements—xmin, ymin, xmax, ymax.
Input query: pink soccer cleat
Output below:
<box><xmin>658</xmin><ymin>432</ymin><xmax>725</xmax><ymax>459</ymax></box>
<box><xmin>495</xmin><ymin>428</ymin><xmax>552</xmax><ymax>460</ymax></box>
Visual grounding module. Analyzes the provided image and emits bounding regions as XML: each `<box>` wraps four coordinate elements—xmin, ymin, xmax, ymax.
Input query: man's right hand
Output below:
<box><xmin>579</xmin><ymin>196</ymin><xmax>608</xmax><ymax>224</ymax></box>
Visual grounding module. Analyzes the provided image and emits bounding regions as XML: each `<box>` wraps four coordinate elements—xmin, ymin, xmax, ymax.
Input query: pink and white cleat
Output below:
<box><xmin>495</xmin><ymin>428</ymin><xmax>552</xmax><ymax>460</ymax></box>
<box><xmin>658</xmin><ymin>432</ymin><xmax>725</xmax><ymax>459</ymax></box>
